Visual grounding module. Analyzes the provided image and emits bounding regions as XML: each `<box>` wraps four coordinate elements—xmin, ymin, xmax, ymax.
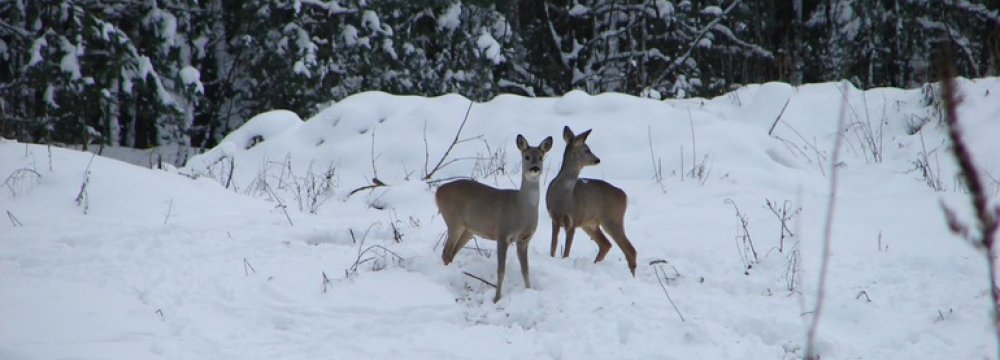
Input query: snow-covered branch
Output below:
<box><xmin>653</xmin><ymin>0</ymin><xmax>745</xmax><ymax>86</ymax></box>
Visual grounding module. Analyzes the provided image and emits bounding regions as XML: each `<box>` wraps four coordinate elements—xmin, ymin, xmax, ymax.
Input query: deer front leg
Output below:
<box><xmin>562</xmin><ymin>219</ymin><xmax>577</xmax><ymax>258</ymax></box>
<box><xmin>517</xmin><ymin>239</ymin><xmax>531</xmax><ymax>289</ymax></box>
<box><xmin>549</xmin><ymin>220</ymin><xmax>560</xmax><ymax>257</ymax></box>
<box><xmin>494</xmin><ymin>239</ymin><xmax>510</xmax><ymax>303</ymax></box>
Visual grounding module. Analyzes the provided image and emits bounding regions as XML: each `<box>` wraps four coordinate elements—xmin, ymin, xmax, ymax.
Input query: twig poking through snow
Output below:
<box><xmin>345</xmin><ymin>223</ymin><xmax>404</xmax><ymax>278</ymax></box>
<box><xmin>163</xmin><ymin>198</ymin><xmax>174</xmax><ymax>225</ymax></box>
<box><xmin>651</xmin><ymin>260</ymin><xmax>685</xmax><ymax>322</ymax></box>
<box><xmin>347</xmin><ymin>244</ymin><xmax>404</xmax><ymax>276</ymax></box>
<box><xmin>725</xmin><ymin>198</ymin><xmax>757</xmax><ymax>274</ymax></box>
<box><xmin>243</xmin><ymin>258</ymin><xmax>257</xmax><ymax>276</ymax></box>
<box><xmin>322</xmin><ymin>272</ymin><xmax>332</xmax><ymax>293</ymax></box>
<box><xmin>767</xmin><ymin>97</ymin><xmax>792</xmax><ymax>136</ymax></box>
<box><xmin>463</xmin><ymin>271</ymin><xmax>497</xmax><ymax>289</ymax></box>
<box><xmin>3</xmin><ymin>168</ymin><xmax>41</xmax><ymax>197</ymax></box>
<box><xmin>647</xmin><ymin>126</ymin><xmax>665</xmax><ymax>191</ymax></box>
<box><xmin>6</xmin><ymin>210</ymin><xmax>22</xmax><ymax>227</ymax></box>
<box><xmin>225</xmin><ymin>156</ymin><xmax>235</xmax><ymax>189</ymax></box>
<box><xmin>424</xmin><ymin>100</ymin><xmax>474</xmax><ymax>181</ymax></box>
<box><xmin>765</xmin><ymin>198</ymin><xmax>801</xmax><ymax>254</ymax></box>
<box><xmin>260</xmin><ymin>181</ymin><xmax>294</xmax><ymax>226</ymax></box>
<box><xmin>344</xmin><ymin>129</ymin><xmax>388</xmax><ymax>198</ymax></box>
<box><xmin>347</xmin><ymin>177</ymin><xmax>386</xmax><ymax>197</ymax></box>
<box><xmin>75</xmin><ymin>153</ymin><xmax>97</xmax><ymax>214</ymax></box>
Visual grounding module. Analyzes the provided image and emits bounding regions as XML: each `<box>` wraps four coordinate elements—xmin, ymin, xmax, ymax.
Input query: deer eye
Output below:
<box><xmin>524</xmin><ymin>155</ymin><xmax>530</xmax><ymax>160</ymax></box>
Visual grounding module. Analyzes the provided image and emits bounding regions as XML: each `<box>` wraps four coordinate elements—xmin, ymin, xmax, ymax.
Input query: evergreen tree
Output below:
<box><xmin>1</xmin><ymin>0</ymin><xmax>998</xmax><ymax>151</ymax></box>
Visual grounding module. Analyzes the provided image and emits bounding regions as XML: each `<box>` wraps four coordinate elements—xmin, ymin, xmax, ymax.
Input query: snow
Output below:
<box><xmin>211</xmin><ymin>109</ymin><xmax>303</xmax><ymax>154</ymax></box>
<box><xmin>192</xmin><ymin>36</ymin><xmax>208</xmax><ymax>58</ymax></box>
<box><xmin>58</xmin><ymin>38</ymin><xmax>81</xmax><ymax>80</ymax></box>
<box><xmin>27</xmin><ymin>36</ymin><xmax>46</xmax><ymax>67</ymax></box>
<box><xmin>145</xmin><ymin>8</ymin><xmax>178</xmax><ymax>48</ymax></box>
<box><xmin>476</xmin><ymin>27</ymin><xmax>505</xmax><ymax>65</ymax></box>
<box><xmin>130</xmin><ymin>56</ymin><xmax>177</xmax><ymax>108</ymax></box>
<box><xmin>381</xmin><ymin>38</ymin><xmax>397</xmax><ymax>60</ymax></box>
<box><xmin>341</xmin><ymin>25</ymin><xmax>359</xmax><ymax>47</ymax></box>
<box><xmin>43</xmin><ymin>85</ymin><xmax>58</xmax><ymax>109</ymax></box>
<box><xmin>640</xmin><ymin>87</ymin><xmax>662</xmax><ymax>100</ymax></box>
<box><xmin>569</xmin><ymin>3</ymin><xmax>590</xmax><ymax>17</ymax></box>
<box><xmin>4</xmin><ymin>78</ymin><xmax>1000</xmax><ymax>359</ymax></box>
<box><xmin>179</xmin><ymin>66</ymin><xmax>204</xmax><ymax>94</ymax></box>
<box><xmin>292</xmin><ymin>26</ymin><xmax>318</xmax><ymax>68</ymax></box>
<box><xmin>656</xmin><ymin>0</ymin><xmax>675</xmax><ymax>19</ymax></box>
<box><xmin>300</xmin><ymin>0</ymin><xmax>353</xmax><ymax>15</ymax></box>
<box><xmin>437</xmin><ymin>2</ymin><xmax>462</xmax><ymax>32</ymax></box>
<box><xmin>293</xmin><ymin>60</ymin><xmax>310</xmax><ymax>77</ymax></box>
<box><xmin>701</xmin><ymin>5</ymin><xmax>723</xmax><ymax>17</ymax></box>
<box><xmin>361</xmin><ymin>10</ymin><xmax>382</xmax><ymax>33</ymax></box>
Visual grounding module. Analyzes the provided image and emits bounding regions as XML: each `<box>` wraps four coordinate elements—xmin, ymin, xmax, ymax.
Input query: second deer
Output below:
<box><xmin>437</xmin><ymin>134</ymin><xmax>553</xmax><ymax>303</ymax></box>
<box><xmin>546</xmin><ymin>126</ymin><xmax>637</xmax><ymax>275</ymax></box>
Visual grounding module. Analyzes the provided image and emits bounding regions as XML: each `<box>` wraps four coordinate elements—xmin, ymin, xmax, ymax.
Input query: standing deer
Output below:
<box><xmin>546</xmin><ymin>126</ymin><xmax>637</xmax><ymax>275</ymax></box>
<box><xmin>437</xmin><ymin>134</ymin><xmax>553</xmax><ymax>303</ymax></box>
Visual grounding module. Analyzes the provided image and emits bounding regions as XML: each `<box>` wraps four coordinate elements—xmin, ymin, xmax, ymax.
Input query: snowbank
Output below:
<box><xmin>3</xmin><ymin>78</ymin><xmax>1000</xmax><ymax>359</ymax></box>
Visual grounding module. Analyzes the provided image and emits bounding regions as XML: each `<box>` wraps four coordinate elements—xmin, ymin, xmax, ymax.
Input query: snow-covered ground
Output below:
<box><xmin>3</xmin><ymin>78</ymin><xmax>1000</xmax><ymax>359</ymax></box>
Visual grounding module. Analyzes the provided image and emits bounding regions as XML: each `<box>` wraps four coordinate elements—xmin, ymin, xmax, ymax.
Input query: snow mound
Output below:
<box><xmin>4</xmin><ymin>78</ymin><xmax>1000</xmax><ymax>359</ymax></box>
<box><xmin>217</xmin><ymin>109</ymin><xmax>303</xmax><ymax>153</ymax></box>
<box><xmin>0</xmin><ymin>141</ymin><xmax>272</xmax><ymax>225</ymax></box>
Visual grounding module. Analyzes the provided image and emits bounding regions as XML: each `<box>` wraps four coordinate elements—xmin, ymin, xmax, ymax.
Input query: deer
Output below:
<box><xmin>546</xmin><ymin>126</ymin><xmax>637</xmax><ymax>275</ymax></box>
<box><xmin>437</xmin><ymin>134</ymin><xmax>553</xmax><ymax>303</ymax></box>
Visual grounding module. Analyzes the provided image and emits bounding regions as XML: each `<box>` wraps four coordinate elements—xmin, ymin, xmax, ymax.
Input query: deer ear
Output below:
<box><xmin>574</xmin><ymin>129</ymin><xmax>593</xmax><ymax>145</ymax></box>
<box><xmin>516</xmin><ymin>134</ymin><xmax>528</xmax><ymax>151</ymax></box>
<box><xmin>540</xmin><ymin>136</ymin><xmax>553</xmax><ymax>153</ymax></box>
<box><xmin>562</xmin><ymin>126</ymin><xmax>574</xmax><ymax>143</ymax></box>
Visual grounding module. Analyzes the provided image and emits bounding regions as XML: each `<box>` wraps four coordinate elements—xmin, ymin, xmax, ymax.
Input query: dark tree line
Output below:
<box><xmin>1</xmin><ymin>0</ymin><xmax>998</xmax><ymax>152</ymax></box>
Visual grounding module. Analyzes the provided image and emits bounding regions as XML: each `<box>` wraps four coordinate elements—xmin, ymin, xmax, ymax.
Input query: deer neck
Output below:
<box><xmin>553</xmin><ymin>153</ymin><xmax>583</xmax><ymax>189</ymax></box>
<box><xmin>518</xmin><ymin>173</ymin><xmax>541</xmax><ymax>207</ymax></box>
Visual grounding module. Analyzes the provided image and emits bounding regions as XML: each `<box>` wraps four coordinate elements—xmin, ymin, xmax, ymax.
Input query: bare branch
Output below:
<box><xmin>3</xmin><ymin>168</ymin><xmax>42</xmax><ymax>197</ymax></box>
<box><xmin>6</xmin><ymin>211</ymin><xmax>22</xmax><ymax>227</ymax></box>
<box><xmin>652</xmin><ymin>261</ymin><xmax>685</xmax><ymax>322</ymax></box>
<box><xmin>0</xmin><ymin>19</ymin><xmax>31</xmax><ymax>40</ymax></box>
<box><xmin>322</xmin><ymin>272</ymin><xmax>333</xmax><ymax>293</ymax></box>
<box><xmin>805</xmin><ymin>81</ymin><xmax>851</xmax><ymax>360</ymax></box>
<box><xmin>462</xmin><ymin>271</ymin><xmax>497</xmax><ymax>289</ymax></box>
<box><xmin>347</xmin><ymin>178</ymin><xmax>386</xmax><ymax>197</ymax></box>
<box><xmin>767</xmin><ymin>97</ymin><xmax>793</xmax><ymax>136</ymax></box>
<box><xmin>424</xmin><ymin>100</ymin><xmax>474</xmax><ymax>181</ymax></box>
<box><xmin>938</xmin><ymin>54</ymin><xmax>1000</xmax><ymax>355</ymax></box>
<box><xmin>243</xmin><ymin>258</ymin><xmax>257</xmax><ymax>276</ymax></box>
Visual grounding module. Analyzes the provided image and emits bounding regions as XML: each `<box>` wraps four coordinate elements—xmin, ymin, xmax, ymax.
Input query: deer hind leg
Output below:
<box><xmin>549</xmin><ymin>219</ymin><xmax>560</xmax><ymax>257</ymax></box>
<box><xmin>442</xmin><ymin>227</ymin><xmax>472</xmax><ymax>265</ymax></box>
<box><xmin>516</xmin><ymin>239</ymin><xmax>531</xmax><ymax>289</ymax></box>
<box><xmin>494</xmin><ymin>239</ymin><xmax>511</xmax><ymax>303</ymax></box>
<box><xmin>602</xmin><ymin>220</ymin><xmax>638</xmax><ymax>276</ymax></box>
<box><xmin>582</xmin><ymin>225</ymin><xmax>613</xmax><ymax>263</ymax></box>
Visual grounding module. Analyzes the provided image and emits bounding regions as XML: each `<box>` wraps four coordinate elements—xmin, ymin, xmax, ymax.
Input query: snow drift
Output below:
<box><xmin>3</xmin><ymin>78</ymin><xmax>1000</xmax><ymax>359</ymax></box>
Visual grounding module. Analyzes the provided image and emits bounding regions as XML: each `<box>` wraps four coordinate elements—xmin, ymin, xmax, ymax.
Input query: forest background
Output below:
<box><xmin>1</xmin><ymin>0</ymin><xmax>998</xmax><ymax>157</ymax></box>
